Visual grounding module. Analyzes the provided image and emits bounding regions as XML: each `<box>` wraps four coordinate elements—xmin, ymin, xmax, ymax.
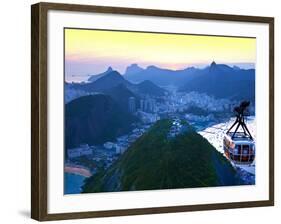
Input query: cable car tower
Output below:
<box><xmin>223</xmin><ymin>101</ymin><xmax>255</xmax><ymax>165</ymax></box>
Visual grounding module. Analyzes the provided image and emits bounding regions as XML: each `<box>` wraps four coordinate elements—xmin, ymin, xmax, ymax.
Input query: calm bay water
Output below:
<box><xmin>64</xmin><ymin>173</ymin><xmax>86</xmax><ymax>194</ymax></box>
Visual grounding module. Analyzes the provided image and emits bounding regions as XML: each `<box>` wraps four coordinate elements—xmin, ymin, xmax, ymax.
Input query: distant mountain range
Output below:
<box><xmin>66</xmin><ymin>61</ymin><xmax>255</xmax><ymax>110</ymax></box>
<box><xmin>64</xmin><ymin>70</ymin><xmax>168</xmax><ymax>149</ymax></box>
<box><xmin>123</xmin><ymin>62</ymin><xmax>255</xmax><ymax>102</ymax></box>
<box><xmin>70</xmin><ymin>70</ymin><xmax>166</xmax><ymax>96</ymax></box>
<box><xmin>124</xmin><ymin>64</ymin><xmax>198</xmax><ymax>86</ymax></box>
<box><xmin>179</xmin><ymin>61</ymin><xmax>255</xmax><ymax>101</ymax></box>
<box><xmin>65</xmin><ymin>95</ymin><xmax>138</xmax><ymax>149</ymax></box>
<box><xmin>66</xmin><ymin>70</ymin><xmax>167</xmax><ymax>112</ymax></box>
<box><xmin>82</xmin><ymin>119</ymin><xmax>244</xmax><ymax>193</ymax></box>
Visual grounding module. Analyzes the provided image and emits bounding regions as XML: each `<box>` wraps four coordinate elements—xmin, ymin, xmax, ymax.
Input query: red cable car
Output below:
<box><xmin>223</xmin><ymin>101</ymin><xmax>255</xmax><ymax>165</ymax></box>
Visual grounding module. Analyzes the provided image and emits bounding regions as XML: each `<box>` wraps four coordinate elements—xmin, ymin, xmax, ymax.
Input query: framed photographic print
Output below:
<box><xmin>31</xmin><ymin>2</ymin><xmax>274</xmax><ymax>221</ymax></box>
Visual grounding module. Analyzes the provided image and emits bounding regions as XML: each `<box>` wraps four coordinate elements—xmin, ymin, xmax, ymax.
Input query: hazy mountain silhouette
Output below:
<box><xmin>82</xmin><ymin>70</ymin><xmax>129</xmax><ymax>92</ymax></box>
<box><xmin>124</xmin><ymin>64</ymin><xmax>198</xmax><ymax>86</ymax></box>
<box><xmin>68</xmin><ymin>62</ymin><xmax>254</xmax><ymax>102</ymax></box>
<box><xmin>123</xmin><ymin>62</ymin><xmax>255</xmax><ymax>102</ymax></box>
<box><xmin>69</xmin><ymin>70</ymin><xmax>166</xmax><ymax>97</ymax></box>
<box><xmin>87</xmin><ymin>66</ymin><xmax>113</xmax><ymax>82</ymax></box>
<box><xmin>124</xmin><ymin>63</ymin><xmax>144</xmax><ymax>76</ymax></box>
<box><xmin>179</xmin><ymin>61</ymin><xmax>255</xmax><ymax>101</ymax></box>
<box><xmin>135</xmin><ymin>80</ymin><xmax>166</xmax><ymax>96</ymax></box>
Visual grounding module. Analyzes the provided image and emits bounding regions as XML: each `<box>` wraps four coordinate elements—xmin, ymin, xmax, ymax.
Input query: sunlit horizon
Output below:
<box><xmin>65</xmin><ymin>28</ymin><xmax>256</xmax><ymax>83</ymax></box>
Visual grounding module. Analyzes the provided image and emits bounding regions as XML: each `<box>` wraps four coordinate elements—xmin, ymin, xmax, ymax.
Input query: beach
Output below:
<box><xmin>64</xmin><ymin>165</ymin><xmax>92</xmax><ymax>177</ymax></box>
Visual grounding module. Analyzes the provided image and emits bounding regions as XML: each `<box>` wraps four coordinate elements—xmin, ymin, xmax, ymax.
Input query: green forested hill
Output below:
<box><xmin>82</xmin><ymin>119</ymin><xmax>241</xmax><ymax>193</ymax></box>
<box><xmin>65</xmin><ymin>94</ymin><xmax>137</xmax><ymax>149</ymax></box>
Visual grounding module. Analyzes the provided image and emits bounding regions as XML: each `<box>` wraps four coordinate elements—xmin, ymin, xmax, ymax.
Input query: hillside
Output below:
<box><xmin>65</xmin><ymin>95</ymin><xmax>137</xmax><ymax>149</ymax></box>
<box><xmin>87</xmin><ymin>66</ymin><xmax>113</xmax><ymax>82</ymax></box>
<box><xmin>179</xmin><ymin>62</ymin><xmax>255</xmax><ymax>102</ymax></box>
<box><xmin>82</xmin><ymin>119</ymin><xmax>242</xmax><ymax>193</ymax></box>
<box><xmin>103</xmin><ymin>84</ymin><xmax>140</xmax><ymax>112</ymax></box>
<box><xmin>81</xmin><ymin>71</ymin><xmax>129</xmax><ymax>92</ymax></box>
<box><xmin>124</xmin><ymin>64</ymin><xmax>198</xmax><ymax>86</ymax></box>
<box><xmin>133</xmin><ymin>80</ymin><xmax>167</xmax><ymax>96</ymax></box>
<box><xmin>68</xmin><ymin>70</ymin><xmax>166</xmax><ymax>97</ymax></box>
<box><xmin>123</xmin><ymin>62</ymin><xmax>255</xmax><ymax>103</ymax></box>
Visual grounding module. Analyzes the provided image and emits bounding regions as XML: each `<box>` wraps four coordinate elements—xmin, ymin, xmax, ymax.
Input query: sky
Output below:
<box><xmin>65</xmin><ymin>28</ymin><xmax>256</xmax><ymax>82</ymax></box>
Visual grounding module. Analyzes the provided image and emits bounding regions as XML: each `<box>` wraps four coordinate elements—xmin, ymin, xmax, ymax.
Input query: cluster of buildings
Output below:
<box><xmin>174</xmin><ymin>91</ymin><xmax>233</xmax><ymax>112</ymax></box>
<box><xmin>128</xmin><ymin>90</ymin><xmax>234</xmax><ymax>128</ymax></box>
<box><xmin>185</xmin><ymin>114</ymin><xmax>215</xmax><ymax>123</ymax></box>
<box><xmin>67</xmin><ymin>124</ymin><xmax>151</xmax><ymax>171</ymax></box>
<box><xmin>128</xmin><ymin>95</ymin><xmax>161</xmax><ymax>123</ymax></box>
<box><xmin>167</xmin><ymin>118</ymin><xmax>185</xmax><ymax>138</ymax></box>
<box><xmin>103</xmin><ymin>140</ymin><xmax>127</xmax><ymax>155</ymax></box>
<box><xmin>128</xmin><ymin>97</ymin><xmax>137</xmax><ymax>113</ymax></box>
<box><xmin>128</xmin><ymin>91</ymin><xmax>234</xmax><ymax>127</ymax></box>
<box><xmin>67</xmin><ymin>144</ymin><xmax>118</xmax><ymax>172</ymax></box>
<box><xmin>68</xmin><ymin>89</ymin><xmax>243</xmax><ymax>174</ymax></box>
<box><xmin>140</xmin><ymin>98</ymin><xmax>157</xmax><ymax>113</ymax></box>
<box><xmin>104</xmin><ymin>126</ymin><xmax>149</xmax><ymax>154</ymax></box>
<box><xmin>67</xmin><ymin>144</ymin><xmax>92</xmax><ymax>159</ymax></box>
<box><xmin>128</xmin><ymin>96</ymin><xmax>157</xmax><ymax>114</ymax></box>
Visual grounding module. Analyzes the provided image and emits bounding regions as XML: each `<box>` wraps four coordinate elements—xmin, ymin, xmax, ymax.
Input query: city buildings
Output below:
<box><xmin>68</xmin><ymin>144</ymin><xmax>92</xmax><ymax>158</ymax></box>
<box><xmin>128</xmin><ymin>96</ymin><xmax>136</xmax><ymax>113</ymax></box>
<box><xmin>139</xmin><ymin>97</ymin><xmax>157</xmax><ymax>113</ymax></box>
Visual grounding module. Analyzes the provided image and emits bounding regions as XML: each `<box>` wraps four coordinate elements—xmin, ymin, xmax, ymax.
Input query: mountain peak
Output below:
<box><xmin>82</xmin><ymin>70</ymin><xmax>127</xmax><ymax>92</ymax></box>
<box><xmin>124</xmin><ymin>64</ymin><xmax>143</xmax><ymax>76</ymax></box>
<box><xmin>210</xmin><ymin>61</ymin><xmax>217</xmax><ymax>67</ymax></box>
<box><xmin>103</xmin><ymin>70</ymin><xmax>124</xmax><ymax>80</ymax></box>
<box><xmin>233</xmin><ymin>65</ymin><xmax>241</xmax><ymax>70</ymax></box>
<box><xmin>130</xmin><ymin>63</ymin><xmax>140</xmax><ymax>68</ymax></box>
<box><xmin>209</xmin><ymin>61</ymin><xmax>219</xmax><ymax>72</ymax></box>
<box><xmin>146</xmin><ymin>65</ymin><xmax>159</xmax><ymax>70</ymax></box>
<box><xmin>106</xmin><ymin>66</ymin><xmax>113</xmax><ymax>72</ymax></box>
<box><xmin>88</xmin><ymin>67</ymin><xmax>114</xmax><ymax>82</ymax></box>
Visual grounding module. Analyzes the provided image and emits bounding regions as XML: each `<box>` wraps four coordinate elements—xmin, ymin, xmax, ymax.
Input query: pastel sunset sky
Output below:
<box><xmin>65</xmin><ymin>28</ymin><xmax>256</xmax><ymax>82</ymax></box>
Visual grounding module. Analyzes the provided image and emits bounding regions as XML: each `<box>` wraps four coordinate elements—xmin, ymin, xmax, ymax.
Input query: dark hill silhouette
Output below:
<box><xmin>87</xmin><ymin>66</ymin><xmax>113</xmax><ymax>82</ymax></box>
<box><xmin>70</xmin><ymin>70</ymin><xmax>166</xmax><ymax>97</ymax></box>
<box><xmin>124</xmin><ymin>64</ymin><xmax>198</xmax><ymax>86</ymax></box>
<box><xmin>82</xmin><ymin>119</ymin><xmax>243</xmax><ymax>193</ymax></box>
<box><xmin>103</xmin><ymin>84</ymin><xmax>140</xmax><ymax>112</ymax></box>
<box><xmin>124</xmin><ymin>63</ymin><xmax>144</xmax><ymax>76</ymax></box>
<box><xmin>65</xmin><ymin>95</ymin><xmax>137</xmax><ymax>149</ymax></box>
<box><xmin>82</xmin><ymin>71</ymin><xmax>129</xmax><ymax>92</ymax></box>
<box><xmin>179</xmin><ymin>61</ymin><xmax>255</xmax><ymax>102</ymax></box>
<box><xmin>133</xmin><ymin>80</ymin><xmax>166</xmax><ymax>96</ymax></box>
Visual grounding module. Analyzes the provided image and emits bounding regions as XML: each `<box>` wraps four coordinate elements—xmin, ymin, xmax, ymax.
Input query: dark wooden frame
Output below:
<box><xmin>31</xmin><ymin>2</ymin><xmax>274</xmax><ymax>221</ymax></box>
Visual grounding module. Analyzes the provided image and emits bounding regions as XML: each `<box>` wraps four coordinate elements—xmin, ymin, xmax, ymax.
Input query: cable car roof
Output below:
<box><xmin>225</xmin><ymin>133</ymin><xmax>255</xmax><ymax>144</ymax></box>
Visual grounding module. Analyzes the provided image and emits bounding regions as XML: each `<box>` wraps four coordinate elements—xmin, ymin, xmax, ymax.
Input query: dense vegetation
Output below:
<box><xmin>65</xmin><ymin>94</ymin><xmax>137</xmax><ymax>149</ymax></box>
<box><xmin>82</xmin><ymin>119</ymin><xmax>240</xmax><ymax>193</ymax></box>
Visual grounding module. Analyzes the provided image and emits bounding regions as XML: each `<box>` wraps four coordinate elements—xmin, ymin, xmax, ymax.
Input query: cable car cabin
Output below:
<box><xmin>223</xmin><ymin>101</ymin><xmax>255</xmax><ymax>165</ymax></box>
<box><xmin>223</xmin><ymin>133</ymin><xmax>255</xmax><ymax>165</ymax></box>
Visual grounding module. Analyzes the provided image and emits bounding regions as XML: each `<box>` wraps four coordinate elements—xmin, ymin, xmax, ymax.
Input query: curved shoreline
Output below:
<box><xmin>64</xmin><ymin>165</ymin><xmax>91</xmax><ymax>177</ymax></box>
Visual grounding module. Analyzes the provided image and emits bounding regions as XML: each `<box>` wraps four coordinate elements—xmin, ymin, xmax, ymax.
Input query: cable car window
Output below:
<box><xmin>234</xmin><ymin>145</ymin><xmax>241</xmax><ymax>155</ymax></box>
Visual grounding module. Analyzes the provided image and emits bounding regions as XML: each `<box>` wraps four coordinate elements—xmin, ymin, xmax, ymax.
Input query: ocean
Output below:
<box><xmin>64</xmin><ymin>173</ymin><xmax>86</xmax><ymax>194</ymax></box>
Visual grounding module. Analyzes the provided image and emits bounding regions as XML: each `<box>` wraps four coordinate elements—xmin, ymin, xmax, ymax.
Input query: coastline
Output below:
<box><xmin>64</xmin><ymin>165</ymin><xmax>92</xmax><ymax>177</ymax></box>
<box><xmin>198</xmin><ymin>116</ymin><xmax>256</xmax><ymax>178</ymax></box>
